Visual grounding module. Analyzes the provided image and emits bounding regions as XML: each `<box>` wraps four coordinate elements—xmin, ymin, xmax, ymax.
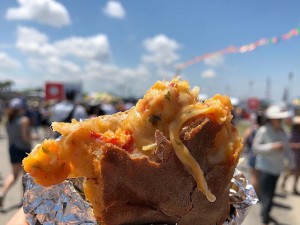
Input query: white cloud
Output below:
<box><xmin>54</xmin><ymin>35</ymin><xmax>111</xmax><ymax>60</ymax></box>
<box><xmin>142</xmin><ymin>34</ymin><xmax>181</xmax><ymax>79</ymax></box>
<box><xmin>103</xmin><ymin>1</ymin><xmax>126</xmax><ymax>19</ymax></box>
<box><xmin>28</xmin><ymin>57</ymin><xmax>81</xmax><ymax>78</ymax></box>
<box><xmin>143</xmin><ymin>34</ymin><xmax>180</xmax><ymax>66</ymax></box>
<box><xmin>143</xmin><ymin>35</ymin><xmax>180</xmax><ymax>55</ymax></box>
<box><xmin>15</xmin><ymin>26</ymin><xmax>113</xmax><ymax>82</ymax></box>
<box><xmin>203</xmin><ymin>54</ymin><xmax>224</xmax><ymax>67</ymax></box>
<box><xmin>0</xmin><ymin>72</ymin><xmax>9</xmax><ymax>80</ymax></box>
<box><xmin>83</xmin><ymin>61</ymin><xmax>149</xmax><ymax>95</ymax></box>
<box><xmin>16</xmin><ymin>26</ymin><xmax>111</xmax><ymax>61</ymax></box>
<box><xmin>0</xmin><ymin>51</ymin><xmax>22</xmax><ymax>69</ymax></box>
<box><xmin>83</xmin><ymin>61</ymin><xmax>119</xmax><ymax>79</ymax></box>
<box><xmin>6</xmin><ymin>0</ymin><xmax>71</xmax><ymax>27</ymax></box>
<box><xmin>16</xmin><ymin>26</ymin><xmax>57</xmax><ymax>57</ymax></box>
<box><xmin>84</xmin><ymin>61</ymin><xmax>148</xmax><ymax>82</ymax></box>
<box><xmin>201</xmin><ymin>69</ymin><xmax>216</xmax><ymax>78</ymax></box>
<box><xmin>13</xmin><ymin>26</ymin><xmax>184</xmax><ymax>96</ymax></box>
<box><xmin>14</xmin><ymin>26</ymin><xmax>149</xmax><ymax>94</ymax></box>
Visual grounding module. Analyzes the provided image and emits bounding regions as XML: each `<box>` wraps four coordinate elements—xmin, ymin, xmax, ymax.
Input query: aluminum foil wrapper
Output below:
<box><xmin>22</xmin><ymin>169</ymin><xmax>258</xmax><ymax>225</ymax></box>
<box><xmin>224</xmin><ymin>169</ymin><xmax>258</xmax><ymax>224</ymax></box>
<box><xmin>22</xmin><ymin>174</ymin><xmax>97</xmax><ymax>225</ymax></box>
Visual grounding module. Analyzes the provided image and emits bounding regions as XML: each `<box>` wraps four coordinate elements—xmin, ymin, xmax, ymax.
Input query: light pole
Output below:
<box><xmin>265</xmin><ymin>77</ymin><xmax>271</xmax><ymax>102</ymax></box>
<box><xmin>288</xmin><ymin>72</ymin><xmax>294</xmax><ymax>104</ymax></box>
<box><xmin>248</xmin><ymin>80</ymin><xmax>254</xmax><ymax>97</ymax></box>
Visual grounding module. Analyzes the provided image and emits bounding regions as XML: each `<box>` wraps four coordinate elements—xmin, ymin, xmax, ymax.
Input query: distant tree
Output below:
<box><xmin>0</xmin><ymin>80</ymin><xmax>14</xmax><ymax>92</ymax></box>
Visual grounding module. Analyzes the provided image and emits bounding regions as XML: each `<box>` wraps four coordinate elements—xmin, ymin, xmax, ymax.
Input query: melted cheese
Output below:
<box><xmin>123</xmin><ymin>79</ymin><xmax>237</xmax><ymax>202</ymax></box>
<box><xmin>169</xmin><ymin>107</ymin><xmax>216</xmax><ymax>202</ymax></box>
<box><xmin>168</xmin><ymin>101</ymin><xmax>232</xmax><ymax>202</ymax></box>
<box><xmin>122</xmin><ymin>79</ymin><xmax>237</xmax><ymax>202</ymax></box>
<box><xmin>24</xmin><ymin>77</ymin><xmax>241</xmax><ymax>203</ymax></box>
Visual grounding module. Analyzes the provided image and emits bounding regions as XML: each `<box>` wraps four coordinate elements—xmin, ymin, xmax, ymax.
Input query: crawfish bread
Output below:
<box><xmin>23</xmin><ymin>78</ymin><xmax>242</xmax><ymax>225</ymax></box>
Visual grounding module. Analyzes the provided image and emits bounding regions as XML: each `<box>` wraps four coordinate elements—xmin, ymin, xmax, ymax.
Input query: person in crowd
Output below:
<box><xmin>28</xmin><ymin>101</ymin><xmax>42</xmax><ymax>140</ymax></box>
<box><xmin>124</xmin><ymin>99</ymin><xmax>136</xmax><ymax>111</ymax></box>
<box><xmin>280</xmin><ymin>116</ymin><xmax>300</xmax><ymax>195</ymax></box>
<box><xmin>40</xmin><ymin>101</ymin><xmax>53</xmax><ymax>139</ymax></box>
<box><xmin>0</xmin><ymin>101</ymin><xmax>4</xmax><ymax>124</ymax></box>
<box><xmin>0</xmin><ymin>98</ymin><xmax>32</xmax><ymax>209</ymax></box>
<box><xmin>50</xmin><ymin>90</ymin><xmax>88</xmax><ymax>138</ymax></box>
<box><xmin>252</xmin><ymin>105</ymin><xmax>295</xmax><ymax>225</ymax></box>
<box><xmin>243</xmin><ymin>112</ymin><xmax>265</xmax><ymax>197</ymax></box>
<box><xmin>50</xmin><ymin>90</ymin><xmax>88</xmax><ymax>122</ymax></box>
<box><xmin>87</xmin><ymin>103</ymin><xmax>105</xmax><ymax>118</ymax></box>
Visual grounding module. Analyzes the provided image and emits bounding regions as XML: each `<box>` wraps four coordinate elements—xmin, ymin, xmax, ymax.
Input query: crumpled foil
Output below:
<box><xmin>224</xmin><ymin>169</ymin><xmax>258</xmax><ymax>224</ymax></box>
<box><xmin>22</xmin><ymin>174</ymin><xmax>97</xmax><ymax>225</ymax></box>
<box><xmin>22</xmin><ymin>169</ymin><xmax>258</xmax><ymax>225</ymax></box>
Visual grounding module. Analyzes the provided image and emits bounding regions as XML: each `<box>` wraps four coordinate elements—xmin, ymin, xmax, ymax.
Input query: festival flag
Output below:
<box><xmin>176</xmin><ymin>26</ymin><xmax>300</xmax><ymax>70</ymax></box>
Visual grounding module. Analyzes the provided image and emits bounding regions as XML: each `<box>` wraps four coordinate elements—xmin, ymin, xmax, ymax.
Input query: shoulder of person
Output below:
<box><xmin>256</xmin><ymin>125</ymin><xmax>268</xmax><ymax>135</ymax></box>
<box><xmin>74</xmin><ymin>104</ymin><xmax>86</xmax><ymax>111</ymax></box>
<box><xmin>258</xmin><ymin>125</ymin><xmax>267</xmax><ymax>131</ymax></box>
<box><xmin>73</xmin><ymin>105</ymin><xmax>88</xmax><ymax>117</ymax></box>
<box><xmin>54</xmin><ymin>101</ymin><xmax>69</xmax><ymax>107</ymax></box>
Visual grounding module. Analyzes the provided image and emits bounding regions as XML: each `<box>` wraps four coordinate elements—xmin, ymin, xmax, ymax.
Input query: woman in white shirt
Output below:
<box><xmin>253</xmin><ymin>105</ymin><xmax>295</xmax><ymax>225</ymax></box>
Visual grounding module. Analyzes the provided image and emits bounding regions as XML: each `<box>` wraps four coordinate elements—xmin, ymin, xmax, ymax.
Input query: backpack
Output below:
<box><xmin>62</xmin><ymin>105</ymin><xmax>76</xmax><ymax>123</ymax></box>
<box><xmin>53</xmin><ymin>106</ymin><xmax>76</xmax><ymax>139</ymax></box>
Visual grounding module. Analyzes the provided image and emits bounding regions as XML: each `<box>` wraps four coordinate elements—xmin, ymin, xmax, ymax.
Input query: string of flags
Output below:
<box><xmin>176</xmin><ymin>26</ymin><xmax>300</xmax><ymax>71</ymax></box>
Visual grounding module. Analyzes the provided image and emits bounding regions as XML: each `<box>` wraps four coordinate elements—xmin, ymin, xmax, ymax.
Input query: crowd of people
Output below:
<box><xmin>0</xmin><ymin>92</ymin><xmax>300</xmax><ymax>225</ymax></box>
<box><xmin>243</xmin><ymin>105</ymin><xmax>300</xmax><ymax>225</ymax></box>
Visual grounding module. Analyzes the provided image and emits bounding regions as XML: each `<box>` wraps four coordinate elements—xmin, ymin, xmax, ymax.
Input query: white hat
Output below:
<box><xmin>265</xmin><ymin>105</ymin><xmax>290</xmax><ymax>119</ymax></box>
<box><xmin>9</xmin><ymin>98</ymin><xmax>26</xmax><ymax>110</ymax></box>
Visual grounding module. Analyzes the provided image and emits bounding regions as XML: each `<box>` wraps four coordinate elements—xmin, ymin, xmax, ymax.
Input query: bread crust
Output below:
<box><xmin>84</xmin><ymin>120</ymin><xmax>239</xmax><ymax>225</ymax></box>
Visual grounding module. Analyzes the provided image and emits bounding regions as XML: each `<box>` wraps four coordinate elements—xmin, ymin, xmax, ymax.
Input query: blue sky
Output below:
<box><xmin>0</xmin><ymin>0</ymin><xmax>300</xmax><ymax>102</ymax></box>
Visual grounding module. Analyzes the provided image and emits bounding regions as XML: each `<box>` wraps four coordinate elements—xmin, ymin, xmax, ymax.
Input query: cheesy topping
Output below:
<box><xmin>167</xmin><ymin>96</ymin><xmax>234</xmax><ymax>202</ymax></box>
<box><xmin>23</xmin><ymin>77</ymin><xmax>242</xmax><ymax>203</ymax></box>
<box><xmin>122</xmin><ymin>78</ymin><xmax>237</xmax><ymax>202</ymax></box>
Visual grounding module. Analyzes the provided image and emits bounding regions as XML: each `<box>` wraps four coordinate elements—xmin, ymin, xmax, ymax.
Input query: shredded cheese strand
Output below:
<box><xmin>169</xmin><ymin>103</ymin><xmax>229</xmax><ymax>202</ymax></box>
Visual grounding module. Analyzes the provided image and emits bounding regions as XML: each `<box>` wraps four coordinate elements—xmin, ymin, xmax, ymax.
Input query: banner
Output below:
<box><xmin>45</xmin><ymin>81</ymin><xmax>83</xmax><ymax>102</ymax></box>
<box><xmin>176</xmin><ymin>27</ymin><xmax>300</xmax><ymax>70</ymax></box>
<box><xmin>45</xmin><ymin>82</ymin><xmax>64</xmax><ymax>101</ymax></box>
